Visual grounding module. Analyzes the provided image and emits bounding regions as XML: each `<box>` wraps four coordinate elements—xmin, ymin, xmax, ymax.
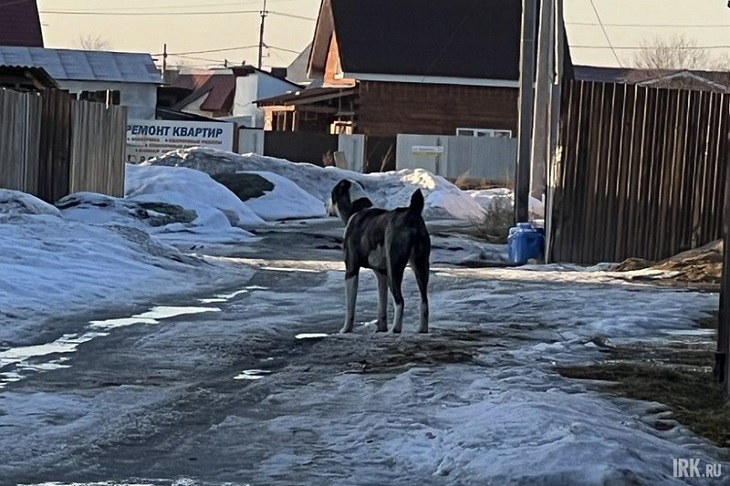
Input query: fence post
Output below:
<box><xmin>718</xmin><ymin>119</ymin><xmax>730</xmax><ymax>391</ymax></box>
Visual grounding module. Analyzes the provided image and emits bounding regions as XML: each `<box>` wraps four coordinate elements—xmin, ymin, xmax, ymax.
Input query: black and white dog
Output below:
<box><xmin>327</xmin><ymin>179</ymin><xmax>431</xmax><ymax>333</ymax></box>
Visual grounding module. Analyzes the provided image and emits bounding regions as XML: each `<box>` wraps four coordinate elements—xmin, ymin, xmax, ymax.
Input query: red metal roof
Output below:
<box><xmin>0</xmin><ymin>0</ymin><xmax>44</xmax><ymax>47</ymax></box>
<box><xmin>172</xmin><ymin>73</ymin><xmax>236</xmax><ymax>113</ymax></box>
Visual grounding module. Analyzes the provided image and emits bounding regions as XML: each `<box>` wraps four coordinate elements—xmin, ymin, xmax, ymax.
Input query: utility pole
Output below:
<box><xmin>257</xmin><ymin>0</ymin><xmax>268</xmax><ymax>69</ymax></box>
<box><xmin>162</xmin><ymin>43</ymin><xmax>168</xmax><ymax>84</ymax></box>
<box><xmin>544</xmin><ymin>0</ymin><xmax>564</xmax><ymax>263</ymax></box>
<box><xmin>530</xmin><ymin>0</ymin><xmax>555</xmax><ymax>202</ymax></box>
<box><xmin>515</xmin><ymin>0</ymin><xmax>537</xmax><ymax>223</ymax></box>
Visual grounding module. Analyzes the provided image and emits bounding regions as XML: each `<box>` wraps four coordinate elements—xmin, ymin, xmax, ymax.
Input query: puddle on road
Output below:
<box><xmin>1</xmin><ymin>304</ymin><xmax>228</xmax><ymax>389</ymax></box>
<box><xmin>261</xmin><ymin>266</ymin><xmax>320</xmax><ymax>273</ymax></box>
<box><xmin>1</xmin><ymin>284</ymin><xmax>273</xmax><ymax>390</ymax></box>
<box><xmin>234</xmin><ymin>369</ymin><xmax>272</xmax><ymax>380</ymax></box>
<box><xmin>295</xmin><ymin>333</ymin><xmax>329</xmax><ymax>340</ymax></box>
<box><xmin>664</xmin><ymin>328</ymin><xmax>715</xmax><ymax>337</ymax></box>
<box><xmin>198</xmin><ymin>285</ymin><xmax>269</xmax><ymax>304</ymax></box>
<box><xmin>90</xmin><ymin>306</ymin><xmax>219</xmax><ymax>330</ymax></box>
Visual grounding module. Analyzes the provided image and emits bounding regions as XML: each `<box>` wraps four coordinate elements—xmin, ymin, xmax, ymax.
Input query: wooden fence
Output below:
<box><xmin>0</xmin><ymin>88</ymin><xmax>127</xmax><ymax>203</ymax></box>
<box><xmin>550</xmin><ymin>80</ymin><xmax>729</xmax><ymax>264</ymax></box>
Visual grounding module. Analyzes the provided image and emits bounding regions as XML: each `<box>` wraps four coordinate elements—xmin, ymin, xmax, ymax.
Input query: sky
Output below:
<box><xmin>36</xmin><ymin>0</ymin><xmax>730</xmax><ymax>70</ymax></box>
<box><xmin>0</xmin><ymin>147</ymin><xmax>726</xmax><ymax>483</ymax></box>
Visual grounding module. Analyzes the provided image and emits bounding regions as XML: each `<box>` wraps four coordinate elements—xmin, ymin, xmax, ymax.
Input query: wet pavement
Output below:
<box><xmin>0</xmin><ymin>219</ymin><xmax>725</xmax><ymax>486</ymax></box>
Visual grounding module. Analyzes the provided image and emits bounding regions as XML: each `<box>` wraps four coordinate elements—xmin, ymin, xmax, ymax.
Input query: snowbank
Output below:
<box><xmin>0</xmin><ymin>190</ymin><xmax>242</xmax><ymax>343</ymax></box>
<box><xmin>241</xmin><ymin>171</ymin><xmax>327</xmax><ymax>221</ymax></box>
<box><xmin>145</xmin><ymin>148</ymin><xmax>488</xmax><ymax>221</ymax></box>
<box><xmin>126</xmin><ymin>163</ymin><xmax>266</xmax><ymax>229</ymax></box>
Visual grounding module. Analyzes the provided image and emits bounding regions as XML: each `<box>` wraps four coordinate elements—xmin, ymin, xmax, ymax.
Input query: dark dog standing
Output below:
<box><xmin>328</xmin><ymin>180</ymin><xmax>431</xmax><ymax>333</ymax></box>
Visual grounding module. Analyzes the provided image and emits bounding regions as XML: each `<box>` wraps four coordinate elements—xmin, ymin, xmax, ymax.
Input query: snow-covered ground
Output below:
<box><xmin>0</xmin><ymin>148</ymin><xmax>725</xmax><ymax>484</ymax></box>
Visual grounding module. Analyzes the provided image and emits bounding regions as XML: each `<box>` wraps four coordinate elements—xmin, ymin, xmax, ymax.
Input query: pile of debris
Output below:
<box><xmin>614</xmin><ymin>240</ymin><xmax>723</xmax><ymax>289</ymax></box>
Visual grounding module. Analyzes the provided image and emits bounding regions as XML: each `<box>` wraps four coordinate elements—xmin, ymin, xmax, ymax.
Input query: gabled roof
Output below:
<box><xmin>173</xmin><ymin>72</ymin><xmax>237</xmax><ymax>113</ymax></box>
<box><xmin>0</xmin><ymin>0</ymin><xmax>43</xmax><ymax>48</ymax></box>
<box><xmin>287</xmin><ymin>43</ymin><xmax>313</xmax><ymax>84</ymax></box>
<box><xmin>0</xmin><ymin>47</ymin><xmax>161</xmax><ymax>84</ymax></box>
<box><xmin>574</xmin><ymin>65</ymin><xmax>730</xmax><ymax>92</ymax></box>
<box><xmin>173</xmin><ymin>66</ymin><xmax>301</xmax><ymax>113</ymax></box>
<box><xmin>309</xmin><ymin>0</ymin><xmax>522</xmax><ymax>82</ymax></box>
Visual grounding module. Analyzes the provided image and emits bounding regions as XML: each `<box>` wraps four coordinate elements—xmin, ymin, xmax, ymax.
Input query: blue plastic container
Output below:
<box><xmin>508</xmin><ymin>222</ymin><xmax>544</xmax><ymax>265</ymax></box>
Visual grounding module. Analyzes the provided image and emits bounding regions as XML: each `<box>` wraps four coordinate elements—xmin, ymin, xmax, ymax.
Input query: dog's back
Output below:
<box><xmin>344</xmin><ymin>190</ymin><xmax>430</xmax><ymax>273</ymax></box>
<box><xmin>330</xmin><ymin>179</ymin><xmax>431</xmax><ymax>333</ymax></box>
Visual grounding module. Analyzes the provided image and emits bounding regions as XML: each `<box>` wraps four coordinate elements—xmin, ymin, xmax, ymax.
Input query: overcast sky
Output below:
<box><xmin>37</xmin><ymin>0</ymin><xmax>730</xmax><ymax>70</ymax></box>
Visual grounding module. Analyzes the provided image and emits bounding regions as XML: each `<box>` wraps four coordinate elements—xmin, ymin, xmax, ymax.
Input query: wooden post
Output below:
<box><xmin>718</xmin><ymin>122</ymin><xmax>730</xmax><ymax>391</ymax></box>
<box><xmin>162</xmin><ymin>43</ymin><xmax>168</xmax><ymax>85</ymax></box>
<box><xmin>257</xmin><ymin>0</ymin><xmax>268</xmax><ymax>69</ymax></box>
<box><xmin>544</xmin><ymin>0</ymin><xmax>564</xmax><ymax>263</ymax></box>
<box><xmin>516</xmin><ymin>0</ymin><xmax>538</xmax><ymax>223</ymax></box>
<box><xmin>530</xmin><ymin>0</ymin><xmax>554</xmax><ymax>202</ymax></box>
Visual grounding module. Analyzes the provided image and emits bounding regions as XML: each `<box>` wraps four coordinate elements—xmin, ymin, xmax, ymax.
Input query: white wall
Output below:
<box><xmin>233</xmin><ymin>73</ymin><xmax>299</xmax><ymax>128</ymax></box>
<box><xmin>397</xmin><ymin>134</ymin><xmax>517</xmax><ymax>184</ymax></box>
<box><xmin>58</xmin><ymin>80</ymin><xmax>157</xmax><ymax>120</ymax></box>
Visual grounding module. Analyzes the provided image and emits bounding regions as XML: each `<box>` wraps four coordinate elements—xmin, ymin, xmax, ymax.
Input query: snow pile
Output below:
<box><xmin>0</xmin><ymin>190</ymin><xmax>241</xmax><ymax>342</ymax></box>
<box><xmin>467</xmin><ymin>187</ymin><xmax>545</xmax><ymax>220</ymax></box>
<box><xmin>125</xmin><ymin>164</ymin><xmax>266</xmax><ymax>230</ymax></box>
<box><xmin>240</xmin><ymin>171</ymin><xmax>327</xmax><ymax>221</ymax></box>
<box><xmin>0</xmin><ymin>189</ymin><xmax>60</xmax><ymax>218</ymax></box>
<box><xmin>145</xmin><ymin>148</ymin><xmax>489</xmax><ymax>221</ymax></box>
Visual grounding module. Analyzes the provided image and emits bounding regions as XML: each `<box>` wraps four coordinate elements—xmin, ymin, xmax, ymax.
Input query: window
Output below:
<box><xmin>456</xmin><ymin>128</ymin><xmax>513</xmax><ymax>138</ymax></box>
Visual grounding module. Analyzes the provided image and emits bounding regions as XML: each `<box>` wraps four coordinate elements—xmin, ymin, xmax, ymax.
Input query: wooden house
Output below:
<box><xmin>258</xmin><ymin>0</ymin><xmax>570</xmax><ymax>138</ymax></box>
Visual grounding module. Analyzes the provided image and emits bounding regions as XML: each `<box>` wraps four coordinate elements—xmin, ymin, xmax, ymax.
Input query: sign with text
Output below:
<box><xmin>411</xmin><ymin>145</ymin><xmax>445</xmax><ymax>156</ymax></box>
<box><xmin>126</xmin><ymin>119</ymin><xmax>235</xmax><ymax>163</ymax></box>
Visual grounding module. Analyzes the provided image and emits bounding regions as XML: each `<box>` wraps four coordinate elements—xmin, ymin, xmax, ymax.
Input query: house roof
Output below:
<box><xmin>256</xmin><ymin>86</ymin><xmax>356</xmax><ymax>106</ymax></box>
<box><xmin>0</xmin><ymin>65</ymin><xmax>57</xmax><ymax>90</ymax></box>
<box><xmin>0</xmin><ymin>0</ymin><xmax>43</xmax><ymax>48</ymax></box>
<box><xmin>287</xmin><ymin>44</ymin><xmax>313</xmax><ymax>84</ymax></box>
<box><xmin>574</xmin><ymin>65</ymin><xmax>730</xmax><ymax>92</ymax></box>
<box><xmin>173</xmin><ymin>72</ymin><xmax>237</xmax><ymax>113</ymax></box>
<box><xmin>173</xmin><ymin>66</ymin><xmax>302</xmax><ymax>113</ymax></box>
<box><xmin>310</xmin><ymin>0</ymin><xmax>523</xmax><ymax>82</ymax></box>
<box><xmin>0</xmin><ymin>46</ymin><xmax>161</xmax><ymax>84</ymax></box>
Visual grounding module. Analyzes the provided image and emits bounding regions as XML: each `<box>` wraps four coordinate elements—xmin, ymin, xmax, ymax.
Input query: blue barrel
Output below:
<box><xmin>508</xmin><ymin>222</ymin><xmax>544</xmax><ymax>265</ymax></box>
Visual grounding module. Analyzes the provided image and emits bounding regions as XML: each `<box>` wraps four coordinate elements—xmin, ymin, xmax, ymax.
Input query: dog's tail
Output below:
<box><xmin>409</xmin><ymin>189</ymin><xmax>425</xmax><ymax>215</ymax></box>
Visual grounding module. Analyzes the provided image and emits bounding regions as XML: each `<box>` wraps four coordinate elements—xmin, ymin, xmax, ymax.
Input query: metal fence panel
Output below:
<box><xmin>551</xmin><ymin>80</ymin><xmax>729</xmax><ymax>264</ymax></box>
<box><xmin>396</xmin><ymin>133</ymin><xmax>517</xmax><ymax>184</ymax></box>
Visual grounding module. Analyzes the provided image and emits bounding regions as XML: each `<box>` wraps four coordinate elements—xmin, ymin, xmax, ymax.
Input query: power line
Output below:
<box><xmin>157</xmin><ymin>45</ymin><xmax>259</xmax><ymax>56</ymax></box>
<box><xmin>269</xmin><ymin>11</ymin><xmax>316</xmax><ymax>21</ymax></box>
<box><xmin>568</xmin><ymin>21</ymin><xmax>730</xmax><ymax>28</ymax></box>
<box><xmin>588</xmin><ymin>0</ymin><xmax>623</xmax><ymax>66</ymax></box>
<box><xmin>572</xmin><ymin>44</ymin><xmax>730</xmax><ymax>50</ymax></box>
<box><xmin>266</xmin><ymin>44</ymin><xmax>302</xmax><ymax>54</ymax></box>
<box><xmin>39</xmin><ymin>9</ymin><xmax>261</xmax><ymax>16</ymax></box>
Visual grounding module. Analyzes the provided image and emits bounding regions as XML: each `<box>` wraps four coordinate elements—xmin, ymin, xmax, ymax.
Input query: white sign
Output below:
<box><xmin>411</xmin><ymin>145</ymin><xmax>445</xmax><ymax>156</ymax></box>
<box><xmin>126</xmin><ymin>119</ymin><xmax>235</xmax><ymax>163</ymax></box>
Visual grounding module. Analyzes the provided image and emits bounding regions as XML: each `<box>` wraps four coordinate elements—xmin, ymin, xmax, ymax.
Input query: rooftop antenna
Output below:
<box><xmin>257</xmin><ymin>0</ymin><xmax>268</xmax><ymax>69</ymax></box>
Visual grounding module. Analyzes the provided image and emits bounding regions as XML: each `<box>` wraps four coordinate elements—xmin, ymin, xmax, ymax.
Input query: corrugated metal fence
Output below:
<box><xmin>550</xmin><ymin>80</ymin><xmax>729</xmax><ymax>264</ymax></box>
<box><xmin>0</xmin><ymin>88</ymin><xmax>127</xmax><ymax>203</ymax></box>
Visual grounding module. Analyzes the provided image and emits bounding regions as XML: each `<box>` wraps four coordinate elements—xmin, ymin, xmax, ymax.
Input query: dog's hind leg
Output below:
<box><xmin>387</xmin><ymin>265</ymin><xmax>405</xmax><ymax>333</ymax></box>
<box><xmin>341</xmin><ymin>268</ymin><xmax>359</xmax><ymax>333</ymax></box>
<box><xmin>411</xmin><ymin>256</ymin><xmax>430</xmax><ymax>333</ymax></box>
<box><xmin>375</xmin><ymin>270</ymin><xmax>388</xmax><ymax>332</ymax></box>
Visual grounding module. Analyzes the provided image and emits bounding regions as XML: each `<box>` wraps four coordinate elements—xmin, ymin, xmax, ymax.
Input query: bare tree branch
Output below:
<box><xmin>632</xmin><ymin>35</ymin><xmax>715</xmax><ymax>70</ymax></box>
<box><xmin>78</xmin><ymin>33</ymin><xmax>111</xmax><ymax>51</ymax></box>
